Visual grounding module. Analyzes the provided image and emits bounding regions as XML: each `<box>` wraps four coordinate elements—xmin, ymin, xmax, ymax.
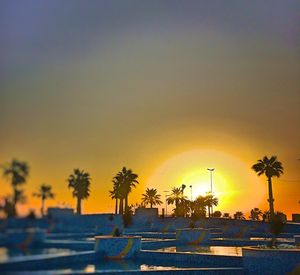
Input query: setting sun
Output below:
<box><xmin>146</xmin><ymin>149</ymin><xmax>265</xmax><ymax>214</ymax></box>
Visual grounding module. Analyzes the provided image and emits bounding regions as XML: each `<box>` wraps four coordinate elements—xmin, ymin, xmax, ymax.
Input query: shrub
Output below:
<box><xmin>112</xmin><ymin>227</ymin><xmax>121</xmax><ymax>237</ymax></box>
<box><xmin>212</xmin><ymin>211</ymin><xmax>222</xmax><ymax>218</ymax></box>
<box><xmin>188</xmin><ymin>221</ymin><xmax>195</xmax><ymax>229</ymax></box>
<box><xmin>27</xmin><ymin>209</ymin><xmax>36</xmax><ymax>219</ymax></box>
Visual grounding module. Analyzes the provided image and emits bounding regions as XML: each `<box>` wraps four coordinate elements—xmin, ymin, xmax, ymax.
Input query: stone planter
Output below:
<box><xmin>242</xmin><ymin>246</ymin><xmax>300</xmax><ymax>274</ymax></box>
<box><xmin>176</xmin><ymin>228</ymin><xmax>210</xmax><ymax>245</ymax></box>
<box><xmin>94</xmin><ymin>236</ymin><xmax>141</xmax><ymax>259</ymax></box>
<box><xmin>5</xmin><ymin>228</ymin><xmax>46</xmax><ymax>248</ymax></box>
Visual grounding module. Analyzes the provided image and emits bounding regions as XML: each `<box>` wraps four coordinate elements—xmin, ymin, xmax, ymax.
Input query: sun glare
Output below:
<box><xmin>146</xmin><ymin>149</ymin><xmax>265</xmax><ymax>214</ymax></box>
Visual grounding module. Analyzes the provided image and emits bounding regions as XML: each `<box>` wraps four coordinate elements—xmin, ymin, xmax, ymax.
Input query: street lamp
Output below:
<box><xmin>189</xmin><ymin>185</ymin><xmax>193</xmax><ymax>201</ymax></box>
<box><xmin>207</xmin><ymin>168</ymin><xmax>215</xmax><ymax>193</ymax></box>
<box><xmin>207</xmin><ymin>168</ymin><xmax>215</xmax><ymax>215</ymax></box>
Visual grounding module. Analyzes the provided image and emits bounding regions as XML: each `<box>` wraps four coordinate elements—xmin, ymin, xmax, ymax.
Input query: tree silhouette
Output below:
<box><xmin>211</xmin><ymin>210</ymin><xmax>222</xmax><ymax>218</ymax></box>
<box><xmin>67</xmin><ymin>169</ymin><xmax>91</xmax><ymax>215</ymax></box>
<box><xmin>2</xmin><ymin>159</ymin><xmax>29</xmax><ymax>216</ymax></box>
<box><xmin>167</xmin><ymin>186</ymin><xmax>188</xmax><ymax>217</ymax></box>
<box><xmin>0</xmin><ymin>196</ymin><xmax>16</xmax><ymax>218</ymax></box>
<box><xmin>223</xmin><ymin>212</ymin><xmax>231</xmax><ymax>219</ymax></box>
<box><xmin>141</xmin><ymin>188</ymin><xmax>162</xmax><ymax>208</ymax></box>
<box><xmin>191</xmin><ymin>195</ymin><xmax>207</xmax><ymax>218</ymax></box>
<box><xmin>252</xmin><ymin>156</ymin><xmax>283</xmax><ymax>219</ymax></box>
<box><xmin>109</xmin><ymin>180</ymin><xmax>122</xmax><ymax>214</ymax></box>
<box><xmin>250</xmin><ymin>208</ymin><xmax>262</xmax><ymax>221</ymax></box>
<box><xmin>33</xmin><ymin>184</ymin><xmax>55</xmax><ymax>216</ymax></box>
<box><xmin>113</xmin><ymin>167</ymin><xmax>139</xmax><ymax>214</ymax></box>
<box><xmin>205</xmin><ymin>194</ymin><xmax>219</xmax><ymax>217</ymax></box>
<box><xmin>234</xmin><ymin>211</ymin><xmax>245</xmax><ymax>220</ymax></box>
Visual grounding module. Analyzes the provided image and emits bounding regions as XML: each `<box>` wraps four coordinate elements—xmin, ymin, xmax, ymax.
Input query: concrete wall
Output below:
<box><xmin>242</xmin><ymin>247</ymin><xmax>300</xmax><ymax>275</ymax></box>
<box><xmin>48</xmin><ymin>207</ymin><xmax>74</xmax><ymax>218</ymax></box>
<box><xmin>2</xmin><ymin>214</ymin><xmax>300</xmax><ymax>236</ymax></box>
<box><xmin>292</xmin><ymin>214</ymin><xmax>300</xmax><ymax>223</ymax></box>
<box><xmin>0</xmin><ymin>214</ymin><xmax>123</xmax><ymax>234</ymax></box>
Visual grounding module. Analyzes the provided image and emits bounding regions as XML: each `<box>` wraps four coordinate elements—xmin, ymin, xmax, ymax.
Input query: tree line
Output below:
<box><xmin>0</xmin><ymin>159</ymin><xmax>91</xmax><ymax>217</ymax></box>
<box><xmin>0</xmin><ymin>155</ymin><xmax>290</xmax><ymax>222</ymax></box>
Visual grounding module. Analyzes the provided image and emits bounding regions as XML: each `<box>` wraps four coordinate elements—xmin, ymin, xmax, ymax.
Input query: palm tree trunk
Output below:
<box><xmin>119</xmin><ymin>198</ymin><xmax>124</xmax><ymax>214</ymax></box>
<box><xmin>267</xmin><ymin>177</ymin><xmax>275</xmax><ymax>219</ymax></box>
<box><xmin>150</xmin><ymin>202</ymin><xmax>153</xmax><ymax>208</ymax></box>
<box><xmin>115</xmin><ymin>198</ymin><xmax>118</xmax><ymax>214</ymax></box>
<box><xmin>41</xmin><ymin>198</ymin><xmax>45</xmax><ymax>216</ymax></box>
<box><xmin>125</xmin><ymin>195</ymin><xmax>128</xmax><ymax>213</ymax></box>
<box><xmin>12</xmin><ymin>188</ymin><xmax>17</xmax><ymax>217</ymax></box>
<box><xmin>76</xmin><ymin>197</ymin><xmax>82</xmax><ymax>215</ymax></box>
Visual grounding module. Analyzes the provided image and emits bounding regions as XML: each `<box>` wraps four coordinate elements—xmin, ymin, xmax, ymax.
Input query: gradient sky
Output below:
<box><xmin>1</xmin><ymin>1</ymin><xmax>299</xmax><ymax>218</ymax></box>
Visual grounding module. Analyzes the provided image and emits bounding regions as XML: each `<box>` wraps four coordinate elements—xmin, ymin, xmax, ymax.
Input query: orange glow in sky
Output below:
<box><xmin>0</xmin><ymin>2</ymin><xmax>299</xmax><ymax>220</ymax></box>
<box><xmin>146</xmin><ymin>149</ymin><xmax>265</xmax><ymax>215</ymax></box>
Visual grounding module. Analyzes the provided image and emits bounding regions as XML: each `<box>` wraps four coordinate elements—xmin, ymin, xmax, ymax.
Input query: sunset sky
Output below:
<box><xmin>1</xmin><ymin>1</ymin><xmax>299</xmax><ymax>218</ymax></box>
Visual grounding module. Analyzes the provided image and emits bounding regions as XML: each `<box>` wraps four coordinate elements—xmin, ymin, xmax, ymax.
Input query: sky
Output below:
<box><xmin>1</xmin><ymin>1</ymin><xmax>300</xmax><ymax>218</ymax></box>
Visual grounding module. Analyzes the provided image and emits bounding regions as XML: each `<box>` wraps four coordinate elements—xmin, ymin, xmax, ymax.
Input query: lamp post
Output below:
<box><xmin>207</xmin><ymin>168</ymin><xmax>215</xmax><ymax>193</ymax></box>
<box><xmin>207</xmin><ymin>168</ymin><xmax>215</xmax><ymax>215</ymax></box>
<box><xmin>189</xmin><ymin>185</ymin><xmax>193</xmax><ymax>201</ymax></box>
<box><xmin>164</xmin><ymin>191</ymin><xmax>169</xmax><ymax>217</ymax></box>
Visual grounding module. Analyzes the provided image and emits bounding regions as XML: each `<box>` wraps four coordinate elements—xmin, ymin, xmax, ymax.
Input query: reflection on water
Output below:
<box><xmin>140</xmin><ymin>264</ymin><xmax>181</xmax><ymax>270</ymax></box>
<box><xmin>142</xmin><ymin>238</ymin><xmax>174</xmax><ymax>242</ymax></box>
<box><xmin>155</xmin><ymin>245</ymin><xmax>242</xmax><ymax>256</ymax></box>
<box><xmin>0</xmin><ymin>247</ymin><xmax>75</xmax><ymax>263</ymax></box>
<box><xmin>250</xmin><ymin>237</ymin><xmax>294</xmax><ymax>242</ymax></box>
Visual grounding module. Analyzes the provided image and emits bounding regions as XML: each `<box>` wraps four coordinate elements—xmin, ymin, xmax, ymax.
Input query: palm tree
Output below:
<box><xmin>205</xmin><ymin>194</ymin><xmax>219</xmax><ymax>217</ymax></box>
<box><xmin>2</xmin><ymin>159</ymin><xmax>29</xmax><ymax>216</ymax></box>
<box><xmin>0</xmin><ymin>196</ymin><xmax>16</xmax><ymax>218</ymax></box>
<box><xmin>234</xmin><ymin>211</ymin><xmax>245</xmax><ymax>220</ymax></box>
<box><xmin>113</xmin><ymin>167</ymin><xmax>139</xmax><ymax>214</ymax></box>
<box><xmin>109</xmin><ymin>179</ymin><xmax>122</xmax><ymax>214</ymax></box>
<box><xmin>192</xmin><ymin>195</ymin><xmax>207</xmax><ymax>218</ymax></box>
<box><xmin>141</xmin><ymin>188</ymin><xmax>162</xmax><ymax>208</ymax></box>
<box><xmin>250</xmin><ymin>208</ymin><xmax>262</xmax><ymax>221</ymax></box>
<box><xmin>33</xmin><ymin>184</ymin><xmax>55</xmax><ymax>216</ymax></box>
<box><xmin>67</xmin><ymin>169</ymin><xmax>91</xmax><ymax>215</ymax></box>
<box><xmin>167</xmin><ymin>186</ymin><xmax>188</xmax><ymax>217</ymax></box>
<box><xmin>252</xmin><ymin>156</ymin><xmax>283</xmax><ymax>219</ymax></box>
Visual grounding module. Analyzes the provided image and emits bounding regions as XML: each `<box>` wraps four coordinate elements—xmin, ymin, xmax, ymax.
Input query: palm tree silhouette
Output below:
<box><xmin>113</xmin><ymin>167</ymin><xmax>139</xmax><ymax>214</ymax></box>
<box><xmin>205</xmin><ymin>194</ymin><xmax>219</xmax><ymax>217</ymax></box>
<box><xmin>141</xmin><ymin>188</ymin><xmax>163</xmax><ymax>208</ymax></box>
<box><xmin>167</xmin><ymin>186</ymin><xmax>187</xmax><ymax>216</ymax></box>
<box><xmin>67</xmin><ymin>169</ymin><xmax>91</xmax><ymax>215</ymax></box>
<box><xmin>33</xmin><ymin>184</ymin><xmax>55</xmax><ymax>216</ymax></box>
<box><xmin>191</xmin><ymin>195</ymin><xmax>207</xmax><ymax>218</ymax></box>
<box><xmin>250</xmin><ymin>208</ymin><xmax>263</xmax><ymax>220</ymax></box>
<box><xmin>234</xmin><ymin>211</ymin><xmax>245</xmax><ymax>220</ymax></box>
<box><xmin>109</xmin><ymin>179</ymin><xmax>122</xmax><ymax>214</ymax></box>
<box><xmin>0</xmin><ymin>196</ymin><xmax>15</xmax><ymax>217</ymax></box>
<box><xmin>2</xmin><ymin>159</ymin><xmax>29</xmax><ymax>216</ymax></box>
<box><xmin>252</xmin><ymin>156</ymin><xmax>283</xmax><ymax>219</ymax></box>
